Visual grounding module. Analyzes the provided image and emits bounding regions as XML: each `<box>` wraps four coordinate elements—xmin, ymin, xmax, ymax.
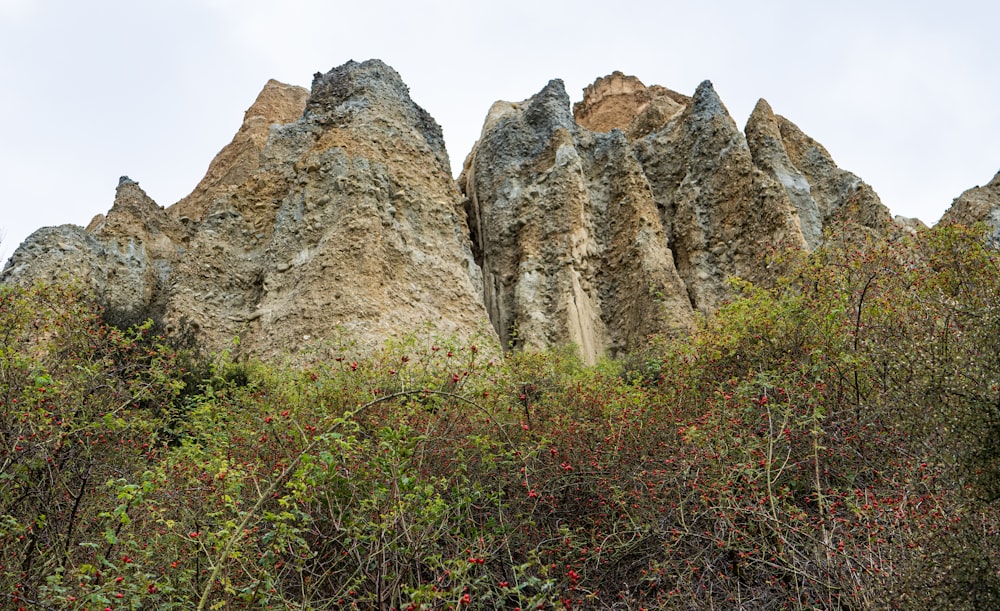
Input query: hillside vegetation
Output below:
<box><xmin>2</xmin><ymin>223</ymin><xmax>998</xmax><ymax>610</ymax></box>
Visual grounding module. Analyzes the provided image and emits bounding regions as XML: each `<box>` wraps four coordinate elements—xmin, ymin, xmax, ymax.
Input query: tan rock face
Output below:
<box><xmin>941</xmin><ymin>170</ymin><xmax>1000</xmax><ymax>245</ymax></box>
<box><xmin>236</xmin><ymin>60</ymin><xmax>489</xmax><ymax>358</ymax></box>
<box><xmin>2</xmin><ymin>60</ymin><xmax>492</xmax><ymax>360</ymax></box>
<box><xmin>745</xmin><ymin>99</ymin><xmax>895</xmax><ymax>246</ymax></box>
<box><xmin>96</xmin><ymin>177</ymin><xmax>188</xmax><ymax>259</ymax></box>
<box><xmin>573</xmin><ymin>71</ymin><xmax>649</xmax><ymax>132</ymax></box>
<box><xmin>1</xmin><ymin>62</ymin><xmax>925</xmax><ymax>362</ymax></box>
<box><xmin>169</xmin><ymin>80</ymin><xmax>309</xmax><ymax>225</ymax></box>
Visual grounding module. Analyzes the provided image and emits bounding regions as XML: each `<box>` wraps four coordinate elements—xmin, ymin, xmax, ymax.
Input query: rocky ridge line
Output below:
<box><xmin>4</xmin><ymin>61</ymin><xmax>990</xmax><ymax>362</ymax></box>
<box><xmin>3</xmin><ymin>60</ymin><xmax>490</xmax><ymax>359</ymax></box>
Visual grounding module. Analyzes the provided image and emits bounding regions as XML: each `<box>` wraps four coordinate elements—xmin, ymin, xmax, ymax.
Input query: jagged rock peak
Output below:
<box><xmin>2</xmin><ymin>59</ymin><xmax>492</xmax><ymax>361</ymax></box>
<box><xmin>633</xmin><ymin>79</ymin><xmax>805</xmax><ymax>314</ymax></box>
<box><xmin>110</xmin><ymin>176</ymin><xmax>154</xmax><ymax>211</ymax></box>
<box><xmin>581</xmin><ymin>71</ymin><xmax>648</xmax><ymax>102</ymax></box>
<box><xmin>573</xmin><ymin>71</ymin><xmax>687</xmax><ymax>139</ymax></box>
<box><xmin>95</xmin><ymin>177</ymin><xmax>185</xmax><ymax>256</ymax></box>
<box><xmin>689</xmin><ymin>80</ymin><xmax>725</xmax><ymax>119</ymax></box>
<box><xmin>525</xmin><ymin>79</ymin><xmax>574</xmax><ymax>132</ymax></box>
<box><xmin>744</xmin><ymin>97</ymin><xmax>898</xmax><ymax>246</ymax></box>
<box><xmin>759</xmin><ymin>110</ymin><xmax>894</xmax><ymax>237</ymax></box>
<box><xmin>249</xmin><ymin>79</ymin><xmax>310</xmax><ymax>124</ymax></box>
<box><xmin>463</xmin><ymin>78</ymin><xmax>694</xmax><ymax>363</ymax></box>
<box><xmin>307</xmin><ymin>59</ymin><xmax>411</xmax><ymax>115</ymax></box>
<box><xmin>169</xmin><ymin>79</ymin><xmax>309</xmax><ymax>223</ymax></box>
<box><xmin>2</xmin><ymin>176</ymin><xmax>172</xmax><ymax>321</ymax></box>
<box><xmin>941</xmin><ymin>169</ymin><xmax>1000</xmax><ymax>245</ymax></box>
<box><xmin>745</xmin><ymin>99</ymin><xmax>824</xmax><ymax>249</ymax></box>
<box><xmin>6</xmin><ymin>60</ymin><xmax>979</xmax><ymax>364</ymax></box>
<box><xmin>305</xmin><ymin>59</ymin><xmax>450</xmax><ymax>172</ymax></box>
<box><xmin>108</xmin><ymin>177</ymin><xmax>154</xmax><ymax>217</ymax></box>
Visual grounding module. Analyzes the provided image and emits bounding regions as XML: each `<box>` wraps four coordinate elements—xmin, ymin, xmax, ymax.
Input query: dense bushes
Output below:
<box><xmin>1</xmin><ymin>223</ymin><xmax>998</xmax><ymax>609</ymax></box>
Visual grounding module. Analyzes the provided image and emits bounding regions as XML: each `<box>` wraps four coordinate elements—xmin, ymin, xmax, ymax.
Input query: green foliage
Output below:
<box><xmin>1</xmin><ymin>222</ymin><xmax>998</xmax><ymax>609</ymax></box>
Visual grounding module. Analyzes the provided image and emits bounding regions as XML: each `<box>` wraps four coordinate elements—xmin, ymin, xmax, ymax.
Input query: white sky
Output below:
<box><xmin>2</xmin><ymin>0</ymin><xmax>999</xmax><ymax>263</ymax></box>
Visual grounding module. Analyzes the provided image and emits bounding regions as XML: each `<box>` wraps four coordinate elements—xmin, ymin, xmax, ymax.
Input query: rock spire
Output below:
<box><xmin>2</xmin><ymin>63</ymin><xmax>934</xmax><ymax>362</ymax></box>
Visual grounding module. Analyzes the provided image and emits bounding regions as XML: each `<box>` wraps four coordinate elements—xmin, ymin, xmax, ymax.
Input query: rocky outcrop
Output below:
<box><xmin>461</xmin><ymin>80</ymin><xmax>693</xmax><ymax>363</ymax></box>
<box><xmin>573</xmin><ymin>74</ymin><xmax>894</xmax><ymax>256</ymax></box>
<box><xmin>745</xmin><ymin>98</ymin><xmax>897</xmax><ymax>248</ymax></box>
<box><xmin>2</xmin><ymin>60</ymin><xmax>491</xmax><ymax>359</ymax></box>
<box><xmin>770</xmin><ymin>112</ymin><xmax>892</xmax><ymax>235</ymax></box>
<box><xmin>229</xmin><ymin>60</ymin><xmax>488</xmax><ymax>358</ymax></box>
<box><xmin>466</xmin><ymin>71</ymin><xmax>897</xmax><ymax>339</ymax></box>
<box><xmin>2</xmin><ymin>62</ymin><xmax>919</xmax><ymax>362</ymax></box>
<box><xmin>632</xmin><ymin>82</ymin><xmax>807</xmax><ymax>314</ymax></box>
<box><xmin>573</xmin><ymin>71</ymin><xmax>688</xmax><ymax>140</ymax></box>
<box><xmin>940</xmin><ymin>170</ymin><xmax>1000</xmax><ymax>245</ymax></box>
<box><xmin>2</xmin><ymin>178</ymin><xmax>177</xmax><ymax>320</ymax></box>
<box><xmin>169</xmin><ymin>80</ymin><xmax>309</xmax><ymax>225</ymax></box>
<box><xmin>744</xmin><ymin>100</ymin><xmax>825</xmax><ymax>249</ymax></box>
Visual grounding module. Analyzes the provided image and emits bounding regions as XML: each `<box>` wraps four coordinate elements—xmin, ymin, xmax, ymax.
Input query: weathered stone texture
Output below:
<box><xmin>633</xmin><ymin>82</ymin><xmax>806</xmax><ymax>314</ymax></box>
<box><xmin>3</xmin><ymin>63</ymin><xmax>934</xmax><ymax>361</ymax></box>
<box><xmin>941</xmin><ymin>170</ymin><xmax>1000</xmax><ymax>245</ymax></box>
<box><xmin>462</xmin><ymin>79</ymin><xmax>693</xmax><ymax>362</ymax></box>
<box><xmin>3</xmin><ymin>60</ymin><xmax>491</xmax><ymax>360</ymax></box>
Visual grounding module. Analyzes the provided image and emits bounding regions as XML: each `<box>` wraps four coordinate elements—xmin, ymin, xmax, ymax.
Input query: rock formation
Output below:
<box><xmin>631</xmin><ymin>82</ymin><xmax>808</xmax><ymax>314</ymax></box>
<box><xmin>3</xmin><ymin>178</ymin><xmax>182</xmax><ymax>323</ymax></box>
<box><xmin>572</xmin><ymin>71</ymin><xmax>688</xmax><ymax>139</ymax></box>
<box><xmin>2</xmin><ymin>60</ymin><xmax>490</xmax><ymax>359</ymax></box>
<box><xmin>460</xmin><ymin>80</ymin><xmax>693</xmax><ymax>363</ymax></box>
<box><xmin>226</xmin><ymin>60</ymin><xmax>489</xmax><ymax>358</ymax></box>
<box><xmin>941</xmin><ymin>170</ymin><xmax>1000</xmax><ymax>246</ymax></box>
<box><xmin>465</xmin><ymin>71</ymin><xmax>898</xmax><ymax>337</ymax></box>
<box><xmin>748</xmin><ymin>101</ymin><xmax>893</xmax><ymax>238</ymax></box>
<box><xmin>169</xmin><ymin>79</ymin><xmax>310</xmax><ymax>225</ymax></box>
<box><xmin>744</xmin><ymin>100</ymin><xmax>825</xmax><ymax>249</ymax></box>
<box><xmin>3</xmin><ymin>62</ymin><xmax>919</xmax><ymax>362</ymax></box>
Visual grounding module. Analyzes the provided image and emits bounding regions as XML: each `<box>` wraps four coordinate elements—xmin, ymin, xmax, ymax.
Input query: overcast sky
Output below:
<box><xmin>2</xmin><ymin>0</ymin><xmax>998</xmax><ymax>263</ymax></box>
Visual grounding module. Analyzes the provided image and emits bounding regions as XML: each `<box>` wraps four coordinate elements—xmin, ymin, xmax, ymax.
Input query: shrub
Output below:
<box><xmin>1</xmin><ymin>222</ymin><xmax>998</xmax><ymax>609</ymax></box>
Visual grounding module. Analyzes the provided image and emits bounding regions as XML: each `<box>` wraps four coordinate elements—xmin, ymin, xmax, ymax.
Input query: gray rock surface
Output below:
<box><xmin>3</xmin><ymin>63</ymin><xmax>947</xmax><ymax>362</ymax></box>
<box><xmin>745</xmin><ymin>99</ymin><xmax>824</xmax><ymax>249</ymax></box>
<box><xmin>460</xmin><ymin>79</ymin><xmax>693</xmax><ymax>363</ymax></box>
<box><xmin>941</xmin><ymin>170</ymin><xmax>1000</xmax><ymax>245</ymax></box>
<box><xmin>768</xmin><ymin>111</ymin><xmax>893</xmax><ymax>236</ymax></box>
<box><xmin>633</xmin><ymin>81</ymin><xmax>806</xmax><ymax>314</ymax></box>
<box><xmin>3</xmin><ymin>178</ymin><xmax>178</xmax><ymax>321</ymax></box>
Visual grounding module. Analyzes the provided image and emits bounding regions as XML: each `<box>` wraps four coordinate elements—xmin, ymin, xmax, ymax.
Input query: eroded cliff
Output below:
<box><xmin>3</xmin><ymin>60</ymin><xmax>490</xmax><ymax>359</ymax></box>
<box><xmin>460</xmin><ymin>80</ymin><xmax>693</xmax><ymax>363</ymax></box>
<box><xmin>3</xmin><ymin>62</ymin><xmax>936</xmax><ymax>362</ymax></box>
<box><xmin>941</xmin><ymin>170</ymin><xmax>1000</xmax><ymax>246</ymax></box>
